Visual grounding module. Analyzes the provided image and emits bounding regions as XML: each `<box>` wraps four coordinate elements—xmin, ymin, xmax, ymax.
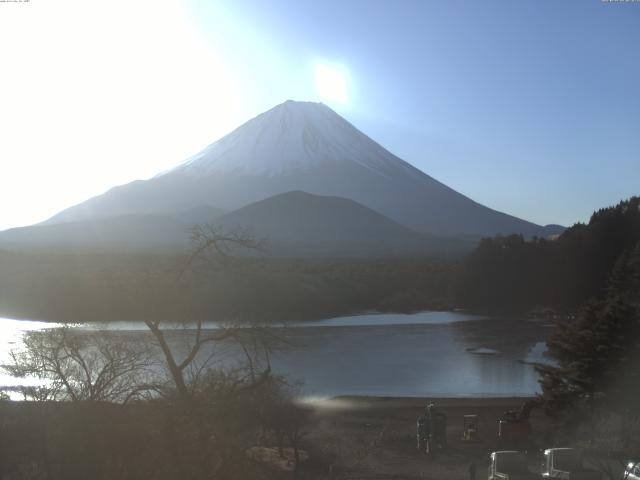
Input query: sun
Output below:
<box><xmin>314</xmin><ymin>63</ymin><xmax>349</xmax><ymax>104</ymax></box>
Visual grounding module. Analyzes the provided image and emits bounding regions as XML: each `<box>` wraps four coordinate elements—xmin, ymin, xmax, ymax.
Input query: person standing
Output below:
<box><xmin>469</xmin><ymin>462</ymin><xmax>477</xmax><ymax>480</ymax></box>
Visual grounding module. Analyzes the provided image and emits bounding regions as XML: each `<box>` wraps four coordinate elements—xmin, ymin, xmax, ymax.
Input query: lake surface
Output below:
<box><xmin>0</xmin><ymin>311</ymin><xmax>553</xmax><ymax>397</ymax></box>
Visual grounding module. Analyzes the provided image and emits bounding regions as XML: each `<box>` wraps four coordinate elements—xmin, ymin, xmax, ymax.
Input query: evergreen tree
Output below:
<box><xmin>455</xmin><ymin>196</ymin><xmax>640</xmax><ymax>312</ymax></box>
<box><xmin>537</xmin><ymin>241</ymin><xmax>640</xmax><ymax>418</ymax></box>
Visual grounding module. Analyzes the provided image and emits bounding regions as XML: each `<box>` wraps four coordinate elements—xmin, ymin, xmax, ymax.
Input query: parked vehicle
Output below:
<box><xmin>416</xmin><ymin>415</ymin><xmax>428</xmax><ymax>452</ymax></box>
<box><xmin>488</xmin><ymin>450</ymin><xmax>538</xmax><ymax>480</ymax></box>
<box><xmin>622</xmin><ymin>461</ymin><xmax>640</xmax><ymax>480</ymax></box>
<box><xmin>497</xmin><ymin>399</ymin><xmax>539</xmax><ymax>449</ymax></box>
<box><xmin>462</xmin><ymin>414</ymin><xmax>480</xmax><ymax>442</ymax></box>
<box><xmin>498</xmin><ymin>413</ymin><xmax>531</xmax><ymax>449</ymax></box>
<box><xmin>416</xmin><ymin>402</ymin><xmax>447</xmax><ymax>455</ymax></box>
<box><xmin>540</xmin><ymin>448</ymin><xmax>600</xmax><ymax>480</ymax></box>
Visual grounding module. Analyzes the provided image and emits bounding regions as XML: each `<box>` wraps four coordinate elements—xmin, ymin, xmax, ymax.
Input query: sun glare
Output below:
<box><xmin>0</xmin><ymin>0</ymin><xmax>242</xmax><ymax>231</ymax></box>
<box><xmin>314</xmin><ymin>63</ymin><xmax>349</xmax><ymax>104</ymax></box>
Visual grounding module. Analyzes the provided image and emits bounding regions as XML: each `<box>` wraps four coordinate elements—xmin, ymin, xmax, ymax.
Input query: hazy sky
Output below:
<box><xmin>0</xmin><ymin>0</ymin><xmax>638</xmax><ymax>231</ymax></box>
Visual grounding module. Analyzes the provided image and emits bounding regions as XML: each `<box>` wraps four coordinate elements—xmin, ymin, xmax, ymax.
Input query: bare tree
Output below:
<box><xmin>260</xmin><ymin>378</ymin><xmax>313</xmax><ymax>472</ymax></box>
<box><xmin>187</xmin><ymin>224</ymin><xmax>267</xmax><ymax>264</ymax></box>
<box><xmin>140</xmin><ymin>226</ymin><xmax>287</xmax><ymax>479</ymax></box>
<box><xmin>0</xmin><ymin>227</ymin><xmax>287</xmax><ymax>480</ymax></box>
<box><xmin>4</xmin><ymin>327</ymin><xmax>156</xmax><ymax>404</ymax></box>
<box><xmin>144</xmin><ymin>225</ymin><xmax>274</xmax><ymax>399</ymax></box>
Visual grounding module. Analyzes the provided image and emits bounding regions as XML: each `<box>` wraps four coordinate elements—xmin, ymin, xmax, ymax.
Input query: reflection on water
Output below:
<box><xmin>0</xmin><ymin>312</ymin><xmax>549</xmax><ymax>397</ymax></box>
<box><xmin>523</xmin><ymin>341</ymin><xmax>556</xmax><ymax>366</ymax></box>
<box><xmin>74</xmin><ymin>310</ymin><xmax>486</xmax><ymax>331</ymax></box>
<box><xmin>290</xmin><ymin>311</ymin><xmax>486</xmax><ymax>327</ymax></box>
<box><xmin>269</xmin><ymin>318</ymin><xmax>546</xmax><ymax>398</ymax></box>
<box><xmin>0</xmin><ymin>319</ymin><xmax>62</xmax><ymax>388</ymax></box>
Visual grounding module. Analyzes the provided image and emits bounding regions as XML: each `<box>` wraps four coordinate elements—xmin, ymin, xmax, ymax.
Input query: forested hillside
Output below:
<box><xmin>454</xmin><ymin>197</ymin><xmax>640</xmax><ymax>312</ymax></box>
<box><xmin>0</xmin><ymin>252</ymin><xmax>452</xmax><ymax>323</ymax></box>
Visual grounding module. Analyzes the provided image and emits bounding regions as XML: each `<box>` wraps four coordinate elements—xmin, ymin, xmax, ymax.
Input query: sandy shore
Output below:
<box><xmin>300</xmin><ymin>395</ymin><xmax>548</xmax><ymax>480</ymax></box>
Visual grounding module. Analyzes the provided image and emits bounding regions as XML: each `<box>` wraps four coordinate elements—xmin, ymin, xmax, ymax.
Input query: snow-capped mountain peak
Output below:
<box><xmin>166</xmin><ymin>100</ymin><xmax>417</xmax><ymax>178</ymax></box>
<box><xmin>43</xmin><ymin>99</ymin><xmax>554</xmax><ymax>238</ymax></box>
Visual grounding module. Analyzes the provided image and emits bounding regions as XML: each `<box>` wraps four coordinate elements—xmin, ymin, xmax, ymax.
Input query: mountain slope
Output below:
<box><xmin>46</xmin><ymin>100</ymin><xmax>558</xmax><ymax>237</ymax></box>
<box><xmin>215</xmin><ymin>191</ymin><xmax>433</xmax><ymax>255</ymax></box>
<box><xmin>0</xmin><ymin>192</ymin><xmax>471</xmax><ymax>256</ymax></box>
<box><xmin>0</xmin><ymin>214</ymin><xmax>191</xmax><ymax>252</ymax></box>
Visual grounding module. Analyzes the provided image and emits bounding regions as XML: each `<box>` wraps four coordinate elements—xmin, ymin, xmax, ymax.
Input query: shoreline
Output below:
<box><xmin>305</xmin><ymin>394</ymin><xmax>538</xmax><ymax>410</ymax></box>
<box><xmin>303</xmin><ymin>394</ymin><xmax>548</xmax><ymax>479</ymax></box>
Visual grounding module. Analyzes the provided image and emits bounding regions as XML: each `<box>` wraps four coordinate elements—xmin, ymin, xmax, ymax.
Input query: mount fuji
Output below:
<box><xmin>2</xmin><ymin>100</ymin><xmax>562</xmax><ymax>253</ymax></box>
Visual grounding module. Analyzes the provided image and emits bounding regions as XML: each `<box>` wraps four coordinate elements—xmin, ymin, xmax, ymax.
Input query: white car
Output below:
<box><xmin>488</xmin><ymin>451</ymin><xmax>538</xmax><ymax>480</ymax></box>
<box><xmin>623</xmin><ymin>462</ymin><xmax>640</xmax><ymax>480</ymax></box>
<box><xmin>541</xmin><ymin>448</ymin><xmax>600</xmax><ymax>480</ymax></box>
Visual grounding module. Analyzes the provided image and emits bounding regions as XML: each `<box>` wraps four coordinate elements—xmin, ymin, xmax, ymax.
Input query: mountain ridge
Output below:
<box><xmin>215</xmin><ymin>190</ymin><xmax>433</xmax><ymax>256</ymax></box>
<box><xmin>0</xmin><ymin>191</ymin><xmax>474</xmax><ymax>256</ymax></box>
<box><xmin>41</xmin><ymin>100</ymin><xmax>561</xmax><ymax>238</ymax></box>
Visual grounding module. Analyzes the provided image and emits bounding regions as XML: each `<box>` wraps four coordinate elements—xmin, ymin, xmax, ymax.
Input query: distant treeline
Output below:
<box><xmin>0</xmin><ymin>251</ymin><xmax>453</xmax><ymax>323</ymax></box>
<box><xmin>3</xmin><ymin>197</ymin><xmax>637</xmax><ymax>323</ymax></box>
<box><xmin>453</xmin><ymin>196</ymin><xmax>640</xmax><ymax>312</ymax></box>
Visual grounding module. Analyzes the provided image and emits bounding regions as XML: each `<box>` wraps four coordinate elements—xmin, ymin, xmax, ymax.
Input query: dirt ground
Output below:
<box><xmin>299</xmin><ymin>396</ymin><xmax>551</xmax><ymax>480</ymax></box>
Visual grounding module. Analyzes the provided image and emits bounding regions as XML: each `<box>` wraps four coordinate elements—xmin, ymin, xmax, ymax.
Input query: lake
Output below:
<box><xmin>0</xmin><ymin>311</ymin><xmax>553</xmax><ymax>398</ymax></box>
